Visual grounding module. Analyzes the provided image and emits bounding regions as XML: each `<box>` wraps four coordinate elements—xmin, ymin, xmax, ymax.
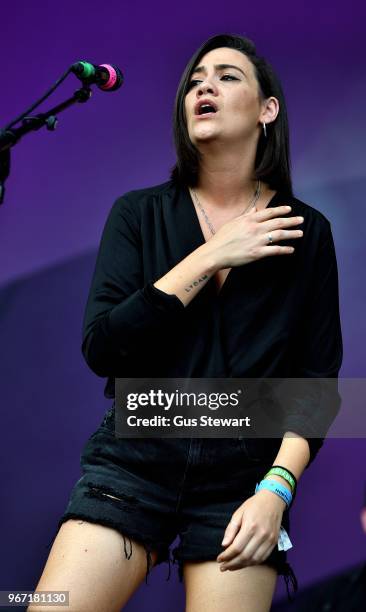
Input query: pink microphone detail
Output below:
<box><xmin>99</xmin><ymin>64</ymin><xmax>118</xmax><ymax>90</ymax></box>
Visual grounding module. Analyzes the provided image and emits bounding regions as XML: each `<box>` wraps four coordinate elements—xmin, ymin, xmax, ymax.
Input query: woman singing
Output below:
<box><xmin>29</xmin><ymin>33</ymin><xmax>343</xmax><ymax>612</ymax></box>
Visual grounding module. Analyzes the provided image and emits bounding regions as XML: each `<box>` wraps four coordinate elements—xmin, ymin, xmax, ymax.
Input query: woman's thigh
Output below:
<box><xmin>183</xmin><ymin>560</ymin><xmax>277</xmax><ymax>612</ymax></box>
<box><xmin>27</xmin><ymin>519</ymin><xmax>159</xmax><ymax>612</ymax></box>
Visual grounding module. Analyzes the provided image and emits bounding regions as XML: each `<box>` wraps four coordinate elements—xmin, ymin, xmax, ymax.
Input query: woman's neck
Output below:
<box><xmin>193</xmin><ymin>135</ymin><xmax>264</xmax><ymax>208</ymax></box>
<box><xmin>192</xmin><ymin>177</ymin><xmax>275</xmax><ymax>213</ymax></box>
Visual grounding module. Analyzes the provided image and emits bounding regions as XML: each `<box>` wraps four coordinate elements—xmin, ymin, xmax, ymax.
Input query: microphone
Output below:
<box><xmin>71</xmin><ymin>61</ymin><xmax>123</xmax><ymax>91</ymax></box>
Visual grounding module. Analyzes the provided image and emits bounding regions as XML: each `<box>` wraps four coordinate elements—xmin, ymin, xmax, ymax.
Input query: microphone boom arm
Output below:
<box><xmin>0</xmin><ymin>86</ymin><xmax>92</xmax><ymax>205</ymax></box>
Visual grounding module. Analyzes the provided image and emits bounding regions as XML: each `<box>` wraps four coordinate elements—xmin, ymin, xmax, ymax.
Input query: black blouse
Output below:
<box><xmin>81</xmin><ymin>179</ymin><xmax>343</xmax><ymax>467</ymax></box>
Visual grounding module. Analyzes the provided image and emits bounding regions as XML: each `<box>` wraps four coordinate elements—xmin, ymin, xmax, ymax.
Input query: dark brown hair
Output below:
<box><xmin>170</xmin><ymin>33</ymin><xmax>294</xmax><ymax>197</ymax></box>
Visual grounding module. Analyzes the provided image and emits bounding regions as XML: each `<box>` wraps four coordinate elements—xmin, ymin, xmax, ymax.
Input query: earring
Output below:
<box><xmin>262</xmin><ymin>122</ymin><xmax>267</xmax><ymax>138</ymax></box>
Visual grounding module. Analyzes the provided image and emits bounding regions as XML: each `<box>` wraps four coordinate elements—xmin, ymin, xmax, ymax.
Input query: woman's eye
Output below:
<box><xmin>188</xmin><ymin>75</ymin><xmax>237</xmax><ymax>89</ymax></box>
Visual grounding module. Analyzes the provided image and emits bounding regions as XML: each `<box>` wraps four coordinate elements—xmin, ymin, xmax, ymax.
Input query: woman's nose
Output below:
<box><xmin>197</xmin><ymin>80</ymin><xmax>217</xmax><ymax>96</ymax></box>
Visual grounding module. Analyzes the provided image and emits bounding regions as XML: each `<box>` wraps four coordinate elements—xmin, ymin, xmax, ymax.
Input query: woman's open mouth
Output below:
<box><xmin>195</xmin><ymin>111</ymin><xmax>218</xmax><ymax>119</ymax></box>
<box><xmin>194</xmin><ymin>101</ymin><xmax>219</xmax><ymax>119</ymax></box>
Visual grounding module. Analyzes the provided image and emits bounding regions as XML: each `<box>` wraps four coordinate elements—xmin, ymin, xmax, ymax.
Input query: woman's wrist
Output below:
<box><xmin>256</xmin><ymin>487</ymin><xmax>288</xmax><ymax>511</ymax></box>
<box><xmin>198</xmin><ymin>241</ymin><xmax>222</xmax><ymax>273</ymax></box>
<box><xmin>256</xmin><ymin>475</ymin><xmax>293</xmax><ymax>509</ymax></box>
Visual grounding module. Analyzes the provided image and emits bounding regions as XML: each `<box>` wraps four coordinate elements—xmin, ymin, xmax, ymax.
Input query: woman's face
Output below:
<box><xmin>184</xmin><ymin>47</ymin><xmax>263</xmax><ymax>148</ymax></box>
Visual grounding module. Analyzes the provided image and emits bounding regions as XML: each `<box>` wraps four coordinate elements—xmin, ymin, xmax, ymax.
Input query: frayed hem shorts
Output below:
<box><xmin>47</xmin><ymin>404</ymin><xmax>298</xmax><ymax>602</ymax></box>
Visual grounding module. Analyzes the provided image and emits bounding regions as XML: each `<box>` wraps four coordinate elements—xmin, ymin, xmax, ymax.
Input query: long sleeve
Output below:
<box><xmin>280</xmin><ymin>219</ymin><xmax>343</xmax><ymax>466</ymax></box>
<box><xmin>81</xmin><ymin>195</ymin><xmax>185</xmax><ymax>378</ymax></box>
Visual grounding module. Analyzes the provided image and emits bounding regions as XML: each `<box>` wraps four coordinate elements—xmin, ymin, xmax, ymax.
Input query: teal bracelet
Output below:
<box><xmin>255</xmin><ymin>479</ymin><xmax>292</xmax><ymax>509</ymax></box>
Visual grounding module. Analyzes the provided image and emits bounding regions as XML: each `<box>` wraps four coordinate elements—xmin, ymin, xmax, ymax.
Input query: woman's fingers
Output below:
<box><xmin>219</xmin><ymin>533</ymin><xmax>263</xmax><ymax>569</ymax></box>
<box><xmin>221</xmin><ymin>518</ymin><xmax>241</xmax><ymax>547</ymax></box>
<box><xmin>255</xmin><ymin>208</ymin><xmax>304</xmax><ymax>253</ymax></box>
<box><xmin>263</xmin><ymin>228</ymin><xmax>303</xmax><ymax>243</ymax></box>
<box><xmin>218</xmin><ymin>530</ymin><xmax>252</xmax><ymax>565</ymax></box>
<box><xmin>210</xmin><ymin>204</ymin><xmax>304</xmax><ymax>268</ymax></box>
<box><xmin>255</xmin><ymin>205</ymin><xmax>293</xmax><ymax>221</ymax></box>
<box><xmin>219</xmin><ymin>531</ymin><xmax>275</xmax><ymax>570</ymax></box>
<box><xmin>260</xmin><ymin>217</ymin><xmax>304</xmax><ymax>232</ymax></box>
<box><xmin>252</xmin><ymin>245</ymin><xmax>293</xmax><ymax>259</ymax></box>
<box><xmin>251</xmin><ymin>541</ymin><xmax>278</xmax><ymax>564</ymax></box>
<box><xmin>217</xmin><ymin>499</ymin><xmax>281</xmax><ymax>570</ymax></box>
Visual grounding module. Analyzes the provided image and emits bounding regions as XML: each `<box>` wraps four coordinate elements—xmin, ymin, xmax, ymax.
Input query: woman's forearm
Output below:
<box><xmin>266</xmin><ymin>432</ymin><xmax>311</xmax><ymax>491</ymax></box>
<box><xmin>153</xmin><ymin>242</ymin><xmax>219</xmax><ymax>307</ymax></box>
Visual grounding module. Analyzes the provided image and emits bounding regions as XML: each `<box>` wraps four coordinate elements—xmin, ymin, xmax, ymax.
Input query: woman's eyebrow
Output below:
<box><xmin>191</xmin><ymin>63</ymin><xmax>247</xmax><ymax>78</ymax></box>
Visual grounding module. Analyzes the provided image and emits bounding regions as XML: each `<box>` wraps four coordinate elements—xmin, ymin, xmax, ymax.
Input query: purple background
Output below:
<box><xmin>1</xmin><ymin>1</ymin><xmax>365</xmax><ymax>609</ymax></box>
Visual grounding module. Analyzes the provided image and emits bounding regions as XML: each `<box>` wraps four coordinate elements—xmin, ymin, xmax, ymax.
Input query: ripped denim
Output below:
<box><xmin>46</xmin><ymin>404</ymin><xmax>298</xmax><ymax>602</ymax></box>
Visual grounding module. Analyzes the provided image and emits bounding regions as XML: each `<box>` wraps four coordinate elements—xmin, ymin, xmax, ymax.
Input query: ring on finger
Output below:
<box><xmin>267</xmin><ymin>234</ymin><xmax>273</xmax><ymax>244</ymax></box>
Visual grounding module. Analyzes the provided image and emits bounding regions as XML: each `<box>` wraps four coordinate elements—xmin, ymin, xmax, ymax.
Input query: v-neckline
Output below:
<box><xmin>184</xmin><ymin>186</ymin><xmax>284</xmax><ymax>297</ymax></box>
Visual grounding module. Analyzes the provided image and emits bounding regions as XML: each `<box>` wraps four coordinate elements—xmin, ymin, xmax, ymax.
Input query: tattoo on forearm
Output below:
<box><xmin>184</xmin><ymin>274</ymin><xmax>209</xmax><ymax>293</ymax></box>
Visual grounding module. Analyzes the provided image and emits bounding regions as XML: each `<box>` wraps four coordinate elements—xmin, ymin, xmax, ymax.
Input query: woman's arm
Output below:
<box><xmin>84</xmin><ymin>197</ymin><xmax>300</xmax><ymax>376</ymax></box>
<box><xmin>276</xmin><ymin>218</ymin><xmax>343</xmax><ymax>468</ymax></box>
<box><xmin>269</xmin><ymin>431</ymin><xmax>310</xmax><ymax>487</ymax></box>
<box><xmin>153</xmin><ymin>241</ymin><xmax>217</xmax><ymax>306</ymax></box>
<box><xmin>217</xmin><ymin>217</ymin><xmax>343</xmax><ymax>572</ymax></box>
<box><xmin>216</xmin><ymin>433</ymin><xmax>308</xmax><ymax>571</ymax></box>
<box><xmin>82</xmin><ymin>196</ymin><xmax>184</xmax><ymax>376</ymax></box>
<box><xmin>154</xmin><ymin>203</ymin><xmax>301</xmax><ymax>306</ymax></box>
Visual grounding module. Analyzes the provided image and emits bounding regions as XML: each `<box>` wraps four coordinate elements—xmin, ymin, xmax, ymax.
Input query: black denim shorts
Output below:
<box><xmin>47</xmin><ymin>403</ymin><xmax>298</xmax><ymax>602</ymax></box>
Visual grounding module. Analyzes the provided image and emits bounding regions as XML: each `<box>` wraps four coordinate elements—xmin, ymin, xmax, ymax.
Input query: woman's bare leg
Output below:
<box><xmin>27</xmin><ymin>519</ymin><xmax>158</xmax><ymax>612</ymax></box>
<box><xmin>183</xmin><ymin>560</ymin><xmax>277</xmax><ymax>612</ymax></box>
